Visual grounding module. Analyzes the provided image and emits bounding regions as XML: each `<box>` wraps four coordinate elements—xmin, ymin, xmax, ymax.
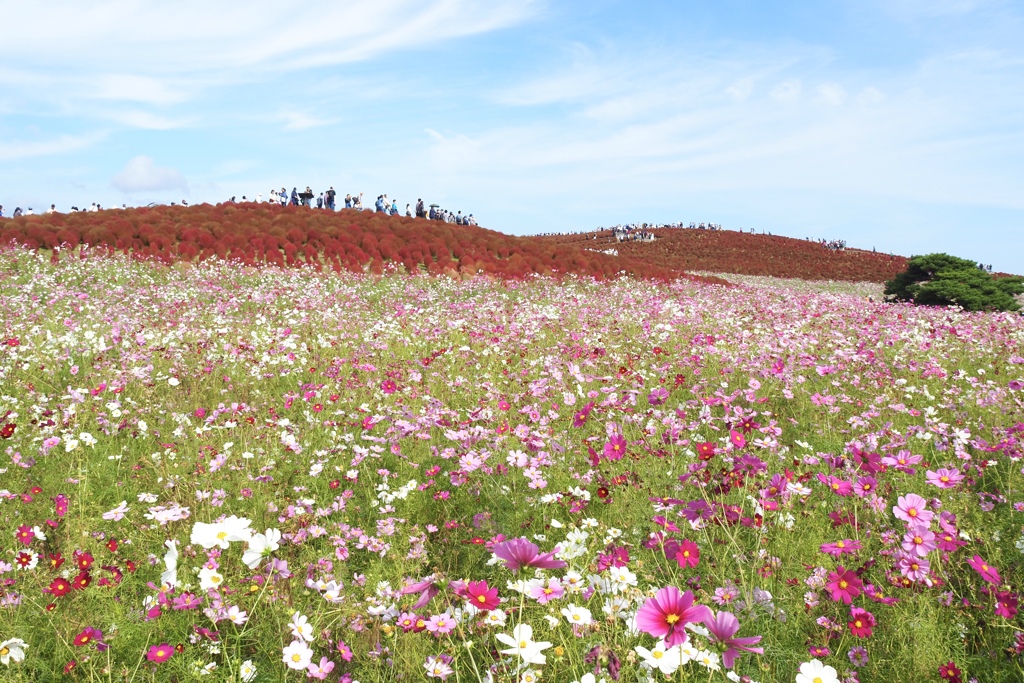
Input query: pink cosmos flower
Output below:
<box><xmin>901</xmin><ymin>524</ymin><xmax>936</xmax><ymax>558</ymax></box>
<box><xmin>825</xmin><ymin>567</ymin><xmax>863</xmax><ymax>604</ymax></box>
<box><xmin>729</xmin><ymin>429</ymin><xmax>746</xmax><ymax>450</ymax></box>
<box><xmin>847</xmin><ymin>607</ymin><xmax>875</xmax><ymax>638</ymax></box>
<box><xmin>465</xmin><ymin>580</ymin><xmax>500</xmax><ymax>611</ymax></box>
<box><xmin>307</xmin><ymin>656</ymin><xmax>335</xmax><ymax>679</ymax></box>
<box><xmin>818</xmin><ymin>474</ymin><xmax>853</xmax><ymax>497</ymax></box>
<box><xmin>529</xmin><ymin>578</ymin><xmax>564</xmax><ymax>604</ymax></box>
<box><xmin>995</xmin><ymin>591</ymin><xmax>1018</xmax><ymax>619</ymax></box>
<box><xmin>491</xmin><ymin>538</ymin><xmax>566</xmax><ymax>572</ymax></box>
<box><xmin>853</xmin><ymin>476</ymin><xmax>877</xmax><ymax>498</ymax></box>
<box><xmin>967</xmin><ymin>555</ymin><xmax>1001</xmax><ymax>584</ymax></box>
<box><xmin>635</xmin><ymin>586</ymin><xmax>711</xmax><ymax>647</ymax></box>
<box><xmin>424</xmin><ymin>613</ymin><xmax>456</xmax><ymax>635</ymax></box>
<box><xmin>820</xmin><ymin>539</ymin><xmax>861</xmax><ymax>557</ymax></box>
<box><xmin>670</xmin><ymin>539</ymin><xmax>700</xmax><ymax>569</ymax></box>
<box><xmin>897</xmin><ymin>553</ymin><xmax>931</xmax><ymax>583</ymax></box>
<box><xmin>604</xmin><ymin>434</ymin><xmax>627</xmax><ymax>461</ymax></box>
<box><xmin>702</xmin><ymin>610</ymin><xmax>764</xmax><ymax>669</ymax></box>
<box><xmin>893</xmin><ymin>494</ymin><xmax>934</xmax><ymax>525</ymax></box>
<box><xmin>926</xmin><ymin>468</ymin><xmax>964</xmax><ymax>489</ymax></box>
<box><xmin>146</xmin><ymin>643</ymin><xmax>173</xmax><ymax>663</ymax></box>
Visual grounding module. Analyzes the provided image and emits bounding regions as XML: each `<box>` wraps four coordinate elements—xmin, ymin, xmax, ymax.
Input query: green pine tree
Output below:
<box><xmin>884</xmin><ymin>253</ymin><xmax>1023</xmax><ymax>312</ymax></box>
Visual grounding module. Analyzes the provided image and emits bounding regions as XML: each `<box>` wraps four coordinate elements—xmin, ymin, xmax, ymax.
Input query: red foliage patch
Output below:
<box><xmin>0</xmin><ymin>205</ymin><xmax>901</xmax><ymax>283</ymax></box>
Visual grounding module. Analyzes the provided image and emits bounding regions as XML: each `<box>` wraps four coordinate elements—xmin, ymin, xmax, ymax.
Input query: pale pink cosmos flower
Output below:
<box><xmin>892</xmin><ymin>494</ymin><xmax>934</xmax><ymax>526</ymax></box>
<box><xmin>925</xmin><ymin>468</ymin><xmax>964</xmax><ymax>489</ymax></box>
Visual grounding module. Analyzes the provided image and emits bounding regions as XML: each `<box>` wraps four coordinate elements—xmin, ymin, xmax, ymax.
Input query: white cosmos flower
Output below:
<box><xmin>227</xmin><ymin>606</ymin><xmax>248</xmax><ymax>625</ymax></box>
<box><xmin>561</xmin><ymin>604</ymin><xmax>593</xmax><ymax>626</ymax></box>
<box><xmin>160</xmin><ymin>540</ymin><xmax>179</xmax><ymax>589</ymax></box>
<box><xmin>635</xmin><ymin>641</ymin><xmax>686</xmax><ymax>675</ymax></box>
<box><xmin>796</xmin><ymin>660</ymin><xmax>839</xmax><ymax>683</ymax></box>
<box><xmin>242</xmin><ymin>527</ymin><xmax>282</xmax><ymax>569</ymax></box>
<box><xmin>281</xmin><ymin>640</ymin><xmax>314</xmax><ymax>670</ymax></box>
<box><xmin>288</xmin><ymin>611</ymin><xmax>315</xmax><ymax>642</ymax></box>
<box><xmin>239</xmin><ymin>660</ymin><xmax>257</xmax><ymax>682</ymax></box>
<box><xmin>190</xmin><ymin>516</ymin><xmax>253</xmax><ymax>549</ymax></box>
<box><xmin>198</xmin><ymin>566</ymin><xmax>225</xmax><ymax>591</ymax></box>
<box><xmin>0</xmin><ymin>638</ymin><xmax>28</xmax><ymax>665</ymax></box>
<box><xmin>495</xmin><ymin>624</ymin><xmax>551</xmax><ymax>665</ymax></box>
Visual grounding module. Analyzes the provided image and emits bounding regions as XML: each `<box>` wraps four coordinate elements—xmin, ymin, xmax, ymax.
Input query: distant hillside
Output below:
<box><xmin>532</xmin><ymin>229</ymin><xmax>907</xmax><ymax>282</ymax></box>
<box><xmin>0</xmin><ymin>204</ymin><xmax>908</xmax><ymax>283</ymax></box>
<box><xmin>0</xmin><ymin>204</ymin><xmax>724</xmax><ymax>284</ymax></box>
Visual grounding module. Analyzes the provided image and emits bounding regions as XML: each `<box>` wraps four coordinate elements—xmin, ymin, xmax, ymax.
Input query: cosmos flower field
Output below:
<box><xmin>1</xmin><ymin>247</ymin><xmax>1022</xmax><ymax>682</ymax></box>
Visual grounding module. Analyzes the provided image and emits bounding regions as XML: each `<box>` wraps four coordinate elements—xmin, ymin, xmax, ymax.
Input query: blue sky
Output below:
<box><xmin>2</xmin><ymin>0</ymin><xmax>1023</xmax><ymax>272</ymax></box>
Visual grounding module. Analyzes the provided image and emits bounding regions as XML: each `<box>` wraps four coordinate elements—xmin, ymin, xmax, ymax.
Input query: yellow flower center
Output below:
<box><xmin>217</xmin><ymin>531</ymin><xmax>228</xmax><ymax>540</ymax></box>
<box><xmin>292</xmin><ymin>654</ymin><xmax>302</xmax><ymax>662</ymax></box>
<box><xmin>520</xmin><ymin>640</ymin><xmax>528</xmax><ymax>648</ymax></box>
<box><xmin>477</xmin><ymin>595</ymin><xmax>487</xmax><ymax>603</ymax></box>
<box><xmin>665</xmin><ymin>614</ymin><xmax>680</xmax><ymax>624</ymax></box>
<box><xmin>653</xmin><ymin>651</ymin><xmax>664</xmax><ymax>659</ymax></box>
<box><xmin>940</xmin><ymin>476</ymin><xmax>949</xmax><ymax>482</ymax></box>
<box><xmin>836</xmin><ymin>541</ymin><xmax>845</xmax><ymax>548</ymax></box>
<box><xmin>908</xmin><ymin>509</ymin><xmax>917</xmax><ymax>517</ymax></box>
<box><xmin>0</xmin><ymin>647</ymin><xmax>8</xmax><ymax>656</ymax></box>
<box><xmin>839</xmin><ymin>580</ymin><xmax>848</xmax><ymax>589</ymax></box>
<box><xmin>813</xmin><ymin>678</ymin><xmax>823</xmax><ymax>683</ymax></box>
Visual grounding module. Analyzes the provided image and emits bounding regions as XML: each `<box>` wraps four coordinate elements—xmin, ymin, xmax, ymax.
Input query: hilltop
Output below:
<box><xmin>536</xmin><ymin>228</ymin><xmax>907</xmax><ymax>282</ymax></box>
<box><xmin>0</xmin><ymin>203</ymin><xmax>907</xmax><ymax>283</ymax></box>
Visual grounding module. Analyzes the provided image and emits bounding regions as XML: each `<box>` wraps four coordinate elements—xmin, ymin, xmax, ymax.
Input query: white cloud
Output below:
<box><xmin>104</xmin><ymin>110</ymin><xmax>196</xmax><ymax>130</ymax></box>
<box><xmin>726</xmin><ymin>78</ymin><xmax>754</xmax><ymax>102</ymax></box>
<box><xmin>0</xmin><ymin>1</ymin><xmax>540</xmax><ymax>75</ymax></box>
<box><xmin>278</xmin><ymin>110</ymin><xmax>339</xmax><ymax>131</ymax></box>
<box><xmin>0</xmin><ymin>133</ymin><xmax>104</xmax><ymax>161</ymax></box>
<box><xmin>769</xmin><ymin>79</ymin><xmax>802</xmax><ymax>102</ymax></box>
<box><xmin>92</xmin><ymin>74</ymin><xmax>191</xmax><ymax>105</ymax></box>
<box><xmin>816</xmin><ymin>83</ymin><xmax>847</xmax><ymax>106</ymax></box>
<box><xmin>111</xmin><ymin>155</ymin><xmax>188</xmax><ymax>193</ymax></box>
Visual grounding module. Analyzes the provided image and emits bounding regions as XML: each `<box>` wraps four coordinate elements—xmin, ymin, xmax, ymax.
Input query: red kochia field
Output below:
<box><xmin>537</xmin><ymin>230</ymin><xmax>908</xmax><ymax>283</ymax></box>
<box><xmin>0</xmin><ymin>204</ymin><xmax>905</xmax><ymax>284</ymax></box>
<box><xmin>0</xmin><ymin>204</ymin><xmax>725</xmax><ymax>284</ymax></box>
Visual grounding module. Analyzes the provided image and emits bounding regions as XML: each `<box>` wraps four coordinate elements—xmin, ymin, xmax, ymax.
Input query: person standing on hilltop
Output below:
<box><xmin>327</xmin><ymin>187</ymin><xmax>336</xmax><ymax>210</ymax></box>
<box><xmin>290</xmin><ymin>188</ymin><xmax>299</xmax><ymax>206</ymax></box>
<box><xmin>405</xmin><ymin>203</ymin><xmax>412</xmax><ymax>217</ymax></box>
<box><xmin>415</xmin><ymin>198</ymin><xmax>425</xmax><ymax>218</ymax></box>
<box><xmin>390</xmin><ymin>198</ymin><xmax>399</xmax><ymax>215</ymax></box>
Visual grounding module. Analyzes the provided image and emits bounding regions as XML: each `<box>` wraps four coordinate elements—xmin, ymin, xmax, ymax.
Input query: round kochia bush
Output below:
<box><xmin>0</xmin><ymin>246</ymin><xmax>1022</xmax><ymax>682</ymax></box>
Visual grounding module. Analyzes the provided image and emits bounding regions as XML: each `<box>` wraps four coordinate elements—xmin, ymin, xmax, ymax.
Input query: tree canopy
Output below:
<box><xmin>884</xmin><ymin>253</ymin><xmax>1023</xmax><ymax>312</ymax></box>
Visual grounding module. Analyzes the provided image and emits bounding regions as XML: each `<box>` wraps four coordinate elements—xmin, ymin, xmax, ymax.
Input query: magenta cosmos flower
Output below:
<box><xmin>146</xmin><ymin>643</ymin><xmax>173</xmax><ymax>663</ymax></box>
<box><xmin>491</xmin><ymin>538</ymin><xmax>566</xmax><ymax>572</ymax></box>
<box><xmin>636</xmin><ymin>586</ymin><xmax>711</xmax><ymax>647</ymax></box>
<box><xmin>820</xmin><ymin>539</ymin><xmax>861</xmax><ymax>557</ymax></box>
<box><xmin>967</xmin><ymin>555</ymin><xmax>1001</xmax><ymax>584</ymax></box>
<box><xmin>702</xmin><ymin>610</ymin><xmax>764</xmax><ymax>669</ymax></box>
<box><xmin>825</xmin><ymin>567</ymin><xmax>863</xmax><ymax>604</ymax></box>
<box><xmin>604</xmin><ymin>434</ymin><xmax>627</xmax><ymax>461</ymax></box>
<box><xmin>893</xmin><ymin>494</ymin><xmax>934</xmax><ymax>525</ymax></box>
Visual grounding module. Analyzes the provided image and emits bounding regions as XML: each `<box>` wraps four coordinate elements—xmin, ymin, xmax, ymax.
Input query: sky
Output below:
<box><xmin>2</xmin><ymin>0</ymin><xmax>1023</xmax><ymax>272</ymax></box>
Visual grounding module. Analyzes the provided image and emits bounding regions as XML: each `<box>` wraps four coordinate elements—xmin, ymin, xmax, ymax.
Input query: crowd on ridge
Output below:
<box><xmin>0</xmin><ymin>187</ymin><xmax>478</xmax><ymax>226</ymax></box>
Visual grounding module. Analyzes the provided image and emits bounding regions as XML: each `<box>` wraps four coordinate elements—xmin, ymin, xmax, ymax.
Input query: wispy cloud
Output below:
<box><xmin>0</xmin><ymin>132</ymin><xmax>105</xmax><ymax>161</ymax></box>
<box><xmin>111</xmin><ymin>155</ymin><xmax>188</xmax><ymax>193</ymax></box>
